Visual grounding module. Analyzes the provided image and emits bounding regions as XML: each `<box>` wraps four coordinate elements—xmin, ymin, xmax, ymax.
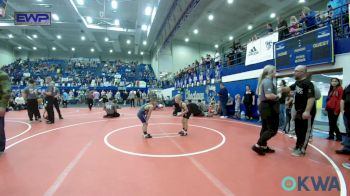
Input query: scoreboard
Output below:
<box><xmin>275</xmin><ymin>25</ymin><xmax>334</xmax><ymax>71</ymax></box>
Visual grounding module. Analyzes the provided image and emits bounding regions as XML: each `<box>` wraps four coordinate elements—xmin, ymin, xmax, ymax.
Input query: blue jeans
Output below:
<box><xmin>279</xmin><ymin>104</ymin><xmax>286</xmax><ymax>128</ymax></box>
<box><xmin>0</xmin><ymin>117</ymin><xmax>5</xmax><ymax>152</ymax></box>
<box><xmin>342</xmin><ymin>113</ymin><xmax>350</xmax><ymax>151</ymax></box>
<box><xmin>220</xmin><ymin>100</ymin><xmax>228</xmax><ymax>116</ymax></box>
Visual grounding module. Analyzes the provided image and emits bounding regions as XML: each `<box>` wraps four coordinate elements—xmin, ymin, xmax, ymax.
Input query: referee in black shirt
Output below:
<box><xmin>283</xmin><ymin>65</ymin><xmax>315</xmax><ymax>157</ymax></box>
<box><xmin>44</xmin><ymin>77</ymin><xmax>55</xmax><ymax>124</ymax></box>
<box><xmin>252</xmin><ymin>65</ymin><xmax>279</xmax><ymax>156</ymax></box>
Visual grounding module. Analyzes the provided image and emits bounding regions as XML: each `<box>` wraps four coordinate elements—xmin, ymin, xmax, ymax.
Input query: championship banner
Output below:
<box><xmin>245</xmin><ymin>32</ymin><xmax>279</xmax><ymax>66</ymax></box>
<box><xmin>275</xmin><ymin>25</ymin><xmax>334</xmax><ymax>71</ymax></box>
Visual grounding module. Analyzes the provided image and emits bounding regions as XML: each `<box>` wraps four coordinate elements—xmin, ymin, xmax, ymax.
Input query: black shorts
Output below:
<box><xmin>183</xmin><ymin>112</ymin><xmax>191</xmax><ymax>119</ymax></box>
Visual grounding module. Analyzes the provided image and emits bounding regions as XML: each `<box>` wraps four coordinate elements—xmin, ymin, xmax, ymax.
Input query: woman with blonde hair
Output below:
<box><xmin>252</xmin><ymin>65</ymin><xmax>280</xmax><ymax>156</ymax></box>
<box><xmin>289</xmin><ymin>16</ymin><xmax>300</xmax><ymax>36</ymax></box>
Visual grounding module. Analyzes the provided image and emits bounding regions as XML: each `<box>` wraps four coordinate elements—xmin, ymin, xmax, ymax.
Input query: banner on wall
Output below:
<box><xmin>245</xmin><ymin>32</ymin><xmax>279</xmax><ymax>66</ymax></box>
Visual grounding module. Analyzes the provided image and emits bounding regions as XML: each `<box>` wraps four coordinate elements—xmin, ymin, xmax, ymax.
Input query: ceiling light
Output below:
<box><xmin>86</xmin><ymin>16</ymin><xmax>93</xmax><ymax>24</ymax></box>
<box><xmin>214</xmin><ymin>44</ymin><xmax>219</xmax><ymax>48</ymax></box>
<box><xmin>140</xmin><ymin>51</ymin><xmax>144</xmax><ymax>55</ymax></box>
<box><xmin>72</xmin><ymin>47</ymin><xmax>75</xmax><ymax>51</ymax></box>
<box><xmin>193</xmin><ymin>29</ymin><xmax>198</xmax><ymax>34</ymax></box>
<box><xmin>33</xmin><ymin>47</ymin><xmax>37</xmax><ymax>50</ymax></box>
<box><xmin>145</xmin><ymin>6</ymin><xmax>152</xmax><ymax>16</ymax></box>
<box><xmin>111</xmin><ymin>0</ymin><xmax>118</xmax><ymax>9</ymax></box>
<box><xmin>270</xmin><ymin>13</ymin><xmax>276</xmax><ymax>18</ymax></box>
<box><xmin>109</xmin><ymin>49</ymin><xmax>113</xmax><ymax>53</ymax></box>
<box><xmin>77</xmin><ymin>0</ymin><xmax>84</xmax><ymax>5</ymax></box>
<box><xmin>126</xmin><ymin>39</ymin><xmax>131</xmax><ymax>44</ymax></box>
<box><xmin>52</xmin><ymin>13</ymin><xmax>59</xmax><ymax>21</ymax></box>
<box><xmin>227</xmin><ymin>0</ymin><xmax>234</xmax><ymax>4</ymax></box>
<box><xmin>128</xmin><ymin>51</ymin><xmax>131</xmax><ymax>54</ymax></box>
<box><xmin>208</xmin><ymin>14</ymin><xmax>214</xmax><ymax>21</ymax></box>
<box><xmin>298</xmin><ymin>0</ymin><xmax>305</xmax><ymax>3</ymax></box>
<box><xmin>141</xmin><ymin>24</ymin><xmax>148</xmax><ymax>31</ymax></box>
<box><xmin>81</xmin><ymin>36</ymin><xmax>86</xmax><ymax>41</ymax></box>
<box><xmin>33</xmin><ymin>34</ymin><xmax>38</xmax><ymax>39</ymax></box>
<box><xmin>105</xmin><ymin>37</ymin><xmax>109</xmax><ymax>42</ymax></box>
<box><xmin>37</xmin><ymin>0</ymin><xmax>43</xmax><ymax>2</ymax></box>
<box><xmin>91</xmin><ymin>48</ymin><xmax>95</xmax><ymax>52</ymax></box>
<box><xmin>114</xmin><ymin>19</ymin><xmax>120</xmax><ymax>26</ymax></box>
<box><xmin>52</xmin><ymin>47</ymin><xmax>56</xmax><ymax>51</ymax></box>
<box><xmin>17</xmin><ymin>46</ymin><xmax>22</xmax><ymax>50</ymax></box>
<box><xmin>229</xmin><ymin>36</ymin><xmax>233</xmax><ymax>40</ymax></box>
<box><xmin>57</xmin><ymin>35</ymin><xmax>62</xmax><ymax>39</ymax></box>
<box><xmin>185</xmin><ymin>38</ymin><xmax>189</xmax><ymax>42</ymax></box>
<box><xmin>143</xmin><ymin>40</ymin><xmax>147</xmax><ymax>45</ymax></box>
<box><xmin>248</xmin><ymin>25</ymin><xmax>253</xmax><ymax>30</ymax></box>
<box><xmin>8</xmin><ymin>34</ymin><xmax>13</xmax><ymax>39</ymax></box>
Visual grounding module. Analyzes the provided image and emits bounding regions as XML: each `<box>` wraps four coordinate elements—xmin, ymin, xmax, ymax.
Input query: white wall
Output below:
<box><xmin>152</xmin><ymin>40</ymin><xmax>215</xmax><ymax>75</ymax></box>
<box><xmin>0</xmin><ymin>43</ymin><xmax>15</xmax><ymax>67</ymax></box>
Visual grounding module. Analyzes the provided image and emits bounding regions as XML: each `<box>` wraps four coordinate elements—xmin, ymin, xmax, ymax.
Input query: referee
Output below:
<box><xmin>252</xmin><ymin>65</ymin><xmax>280</xmax><ymax>156</ymax></box>
<box><xmin>44</xmin><ymin>77</ymin><xmax>55</xmax><ymax>124</ymax></box>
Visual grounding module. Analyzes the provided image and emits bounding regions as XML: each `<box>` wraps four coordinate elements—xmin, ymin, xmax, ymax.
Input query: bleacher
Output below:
<box><xmin>1</xmin><ymin>58</ymin><xmax>156</xmax><ymax>90</ymax></box>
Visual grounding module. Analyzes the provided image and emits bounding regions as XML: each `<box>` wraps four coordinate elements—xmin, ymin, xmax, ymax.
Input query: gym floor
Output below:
<box><xmin>0</xmin><ymin>107</ymin><xmax>349</xmax><ymax>196</ymax></box>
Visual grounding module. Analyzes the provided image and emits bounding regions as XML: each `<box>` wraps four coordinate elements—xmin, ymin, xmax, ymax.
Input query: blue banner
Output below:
<box><xmin>15</xmin><ymin>12</ymin><xmax>51</xmax><ymax>26</ymax></box>
<box><xmin>275</xmin><ymin>25</ymin><xmax>334</xmax><ymax>70</ymax></box>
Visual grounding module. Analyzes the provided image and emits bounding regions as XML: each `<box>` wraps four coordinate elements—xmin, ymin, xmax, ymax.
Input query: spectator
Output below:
<box><xmin>277</xmin><ymin>16</ymin><xmax>289</xmax><ymax>40</ymax></box>
<box><xmin>242</xmin><ymin>85</ymin><xmax>255</xmax><ymax>120</ymax></box>
<box><xmin>217</xmin><ymin>82</ymin><xmax>228</xmax><ymax>118</ymax></box>
<box><xmin>197</xmin><ymin>99</ymin><xmax>207</xmax><ymax>113</ymax></box>
<box><xmin>278</xmin><ymin>80</ymin><xmax>287</xmax><ymax>129</ymax></box>
<box><xmin>299</xmin><ymin>6</ymin><xmax>317</xmax><ymax>31</ymax></box>
<box><xmin>266</xmin><ymin>23</ymin><xmax>273</xmax><ymax>34</ymax></box>
<box><xmin>289</xmin><ymin>16</ymin><xmax>300</xmax><ymax>36</ymax></box>
<box><xmin>336</xmin><ymin>83</ymin><xmax>350</xmax><ymax>155</ymax></box>
<box><xmin>234</xmin><ymin>94</ymin><xmax>241</xmax><ymax>118</ymax></box>
<box><xmin>14</xmin><ymin>94</ymin><xmax>26</xmax><ymax>110</ymax></box>
<box><xmin>326</xmin><ymin>78</ymin><xmax>343</xmax><ymax>141</ymax></box>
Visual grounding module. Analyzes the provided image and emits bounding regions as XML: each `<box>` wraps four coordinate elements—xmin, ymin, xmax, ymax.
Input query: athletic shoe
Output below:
<box><xmin>343</xmin><ymin>163</ymin><xmax>350</xmax><ymax>170</ymax></box>
<box><xmin>335</xmin><ymin>150</ymin><xmax>350</xmax><ymax>155</ymax></box>
<box><xmin>309</xmin><ymin>138</ymin><xmax>313</xmax><ymax>142</ymax></box>
<box><xmin>143</xmin><ymin>133</ymin><xmax>152</xmax><ymax>139</ymax></box>
<box><xmin>288</xmin><ymin>134</ymin><xmax>295</xmax><ymax>138</ymax></box>
<box><xmin>291</xmin><ymin>149</ymin><xmax>305</xmax><ymax>157</ymax></box>
<box><xmin>336</xmin><ymin>138</ymin><xmax>342</xmax><ymax>142</ymax></box>
<box><xmin>251</xmin><ymin>145</ymin><xmax>265</xmax><ymax>155</ymax></box>
<box><xmin>220</xmin><ymin>116</ymin><xmax>226</xmax><ymax>118</ymax></box>
<box><xmin>59</xmin><ymin>116</ymin><xmax>64</xmax><ymax>119</ymax></box>
<box><xmin>262</xmin><ymin>146</ymin><xmax>275</xmax><ymax>153</ymax></box>
<box><xmin>46</xmin><ymin>121</ymin><xmax>54</xmax><ymax>124</ymax></box>
<box><xmin>178</xmin><ymin>130</ymin><xmax>188</xmax><ymax>136</ymax></box>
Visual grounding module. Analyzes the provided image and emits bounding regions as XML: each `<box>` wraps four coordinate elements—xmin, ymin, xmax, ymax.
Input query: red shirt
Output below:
<box><xmin>326</xmin><ymin>86</ymin><xmax>343</xmax><ymax>114</ymax></box>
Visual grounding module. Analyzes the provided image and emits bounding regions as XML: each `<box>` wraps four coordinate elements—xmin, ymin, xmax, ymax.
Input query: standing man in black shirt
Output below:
<box><xmin>23</xmin><ymin>79</ymin><xmax>41</xmax><ymax>122</ymax></box>
<box><xmin>283</xmin><ymin>65</ymin><xmax>315</xmax><ymax>157</ymax></box>
<box><xmin>53</xmin><ymin>87</ymin><xmax>63</xmax><ymax>119</ymax></box>
<box><xmin>44</xmin><ymin>77</ymin><xmax>55</xmax><ymax>124</ymax></box>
